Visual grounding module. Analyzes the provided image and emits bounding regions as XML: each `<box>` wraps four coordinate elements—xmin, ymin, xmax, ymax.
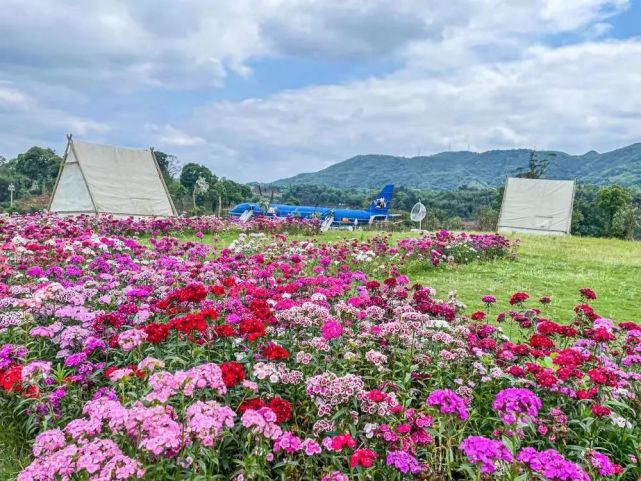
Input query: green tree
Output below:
<box><xmin>611</xmin><ymin>205</ymin><xmax>640</xmax><ymax>240</ymax></box>
<box><xmin>516</xmin><ymin>150</ymin><xmax>555</xmax><ymax>179</ymax></box>
<box><xmin>13</xmin><ymin>146</ymin><xmax>62</xmax><ymax>193</ymax></box>
<box><xmin>179</xmin><ymin>163</ymin><xmax>215</xmax><ymax>193</ymax></box>
<box><xmin>153</xmin><ymin>150</ymin><xmax>180</xmax><ymax>182</ymax></box>
<box><xmin>0</xmin><ymin>176</ymin><xmax>10</xmax><ymax>202</ymax></box>
<box><xmin>597</xmin><ymin>185</ymin><xmax>632</xmax><ymax>235</ymax></box>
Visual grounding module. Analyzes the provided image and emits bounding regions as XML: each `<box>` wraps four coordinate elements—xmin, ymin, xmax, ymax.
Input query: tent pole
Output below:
<box><xmin>48</xmin><ymin>133</ymin><xmax>73</xmax><ymax>211</ymax></box>
<box><xmin>496</xmin><ymin>175</ymin><xmax>509</xmax><ymax>232</ymax></box>
<box><xmin>150</xmin><ymin>147</ymin><xmax>178</xmax><ymax>216</ymax></box>
<box><xmin>567</xmin><ymin>179</ymin><xmax>577</xmax><ymax>235</ymax></box>
<box><xmin>69</xmin><ymin>138</ymin><xmax>99</xmax><ymax>215</ymax></box>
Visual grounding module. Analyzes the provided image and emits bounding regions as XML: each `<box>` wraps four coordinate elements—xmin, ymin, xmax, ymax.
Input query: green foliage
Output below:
<box><xmin>611</xmin><ymin>205</ymin><xmax>641</xmax><ymax>240</ymax></box>
<box><xmin>180</xmin><ymin>163</ymin><xmax>216</xmax><ymax>193</ymax></box>
<box><xmin>516</xmin><ymin>150</ymin><xmax>554</xmax><ymax>179</ymax></box>
<box><xmin>13</xmin><ymin>146</ymin><xmax>61</xmax><ymax>187</ymax></box>
<box><xmin>272</xmin><ymin>143</ymin><xmax>641</xmax><ymax>190</ymax></box>
<box><xmin>153</xmin><ymin>150</ymin><xmax>180</xmax><ymax>183</ymax></box>
<box><xmin>597</xmin><ymin>184</ymin><xmax>633</xmax><ymax>233</ymax></box>
<box><xmin>0</xmin><ymin>176</ymin><xmax>11</xmax><ymax>202</ymax></box>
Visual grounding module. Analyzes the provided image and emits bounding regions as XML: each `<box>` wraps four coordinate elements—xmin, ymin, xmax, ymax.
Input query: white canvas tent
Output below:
<box><xmin>49</xmin><ymin>135</ymin><xmax>177</xmax><ymax>217</ymax></box>
<box><xmin>498</xmin><ymin>177</ymin><xmax>576</xmax><ymax>235</ymax></box>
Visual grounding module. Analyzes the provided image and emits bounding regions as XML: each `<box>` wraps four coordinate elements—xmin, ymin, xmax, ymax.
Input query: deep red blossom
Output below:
<box><xmin>586</xmin><ymin>327</ymin><xmax>616</xmax><ymax>343</ymax></box>
<box><xmin>261</xmin><ymin>343</ymin><xmax>290</xmax><ymax>361</ymax></box>
<box><xmin>579</xmin><ymin>288</ymin><xmax>597</xmax><ymax>300</ymax></box>
<box><xmin>588</xmin><ymin>368</ymin><xmax>618</xmax><ymax>387</ymax></box>
<box><xmin>220</xmin><ymin>361</ymin><xmax>245</xmax><ymax>388</ymax></box>
<box><xmin>214</xmin><ymin>324</ymin><xmax>237</xmax><ymax>338</ymax></box>
<box><xmin>0</xmin><ymin>365</ymin><xmax>23</xmax><ymax>393</ymax></box>
<box><xmin>173</xmin><ymin>313</ymin><xmax>207</xmax><ymax>333</ymax></box>
<box><xmin>509</xmin><ymin>292</ymin><xmax>529</xmax><ymax>305</ymax></box>
<box><xmin>268</xmin><ymin>397</ymin><xmax>292</xmax><ymax>423</ymax></box>
<box><xmin>143</xmin><ymin>322</ymin><xmax>171</xmax><ymax>343</ymax></box>
<box><xmin>238</xmin><ymin>319</ymin><xmax>266</xmax><ymax>342</ymax></box>
<box><xmin>209</xmin><ymin>285</ymin><xmax>226</xmax><ymax>296</ymax></box>
<box><xmin>529</xmin><ymin>334</ymin><xmax>555</xmax><ymax>350</ymax></box>
<box><xmin>350</xmin><ymin>449</ymin><xmax>378</xmax><ymax>468</ymax></box>
<box><xmin>238</xmin><ymin>398</ymin><xmax>265</xmax><ymax>415</ymax></box>
<box><xmin>591</xmin><ymin>404</ymin><xmax>611</xmax><ymax>417</ymax></box>
<box><xmin>471</xmin><ymin>311</ymin><xmax>486</xmax><ymax>321</ymax></box>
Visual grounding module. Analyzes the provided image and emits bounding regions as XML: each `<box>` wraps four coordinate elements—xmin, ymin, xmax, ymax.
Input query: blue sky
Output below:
<box><xmin>1</xmin><ymin>0</ymin><xmax>640</xmax><ymax>182</ymax></box>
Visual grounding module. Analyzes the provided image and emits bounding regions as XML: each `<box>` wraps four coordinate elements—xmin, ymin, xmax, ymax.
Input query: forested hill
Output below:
<box><xmin>272</xmin><ymin>143</ymin><xmax>641</xmax><ymax>190</ymax></box>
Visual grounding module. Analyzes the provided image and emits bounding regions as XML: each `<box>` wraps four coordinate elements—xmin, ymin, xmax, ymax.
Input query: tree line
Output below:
<box><xmin>0</xmin><ymin>146</ymin><xmax>251</xmax><ymax>215</ymax></box>
<box><xmin>1</xmin><ymin>146</ymin><xmax>639</xmax><ymax>239</ymax></box>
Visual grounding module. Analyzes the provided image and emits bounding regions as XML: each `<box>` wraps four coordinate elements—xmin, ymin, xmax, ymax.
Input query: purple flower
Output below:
<box><xmin>386</xmin><ymin>450</ymin><xmax>422</xmax><ymax>474</ymax></box>
<box><xmin>589</xmin><ymin>451</ymin><xmax>623</xmax><ymax>477</ymax></box>
<box><xmin>64</xmin><ymin>351</ymin><xmax>88</xmax><ymax>367</ymax></box>
<box><xmin>518</xmin><ymin>447</ymin><xmax>590</xmax><ymax>481</ymax></box>
<box><xmin>426</xmin><ymin>389</ymin><xmax>469</xmax><ymax>420</ymax></box>
<box><xmin>460</xmin><ymin>436</ymin><xmax>513</xmax><ymax>474</ymax></box>
<box><xmin>492</xmin><ymin>388</ymin><xmax>541</xmax><ymax>425</ymax></box>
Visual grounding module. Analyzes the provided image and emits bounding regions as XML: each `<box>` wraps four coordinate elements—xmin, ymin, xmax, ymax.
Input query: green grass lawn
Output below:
<box><xmin>165</xmin><ymin>229</ymin><xmax>641</xmax><ymax>323</ymax></box>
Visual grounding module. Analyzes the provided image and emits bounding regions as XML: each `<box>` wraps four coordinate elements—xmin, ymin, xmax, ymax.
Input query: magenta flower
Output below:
<box><xmin>492</xmin><ymin>388</ymin><xmax>541</xmax><ymax>425</ymax></box>
<box><xmin>460</xmin><ymin>436</ymin><xmax>513</xmax><ymax>474</ymax></box>
<box><xmin>426</xmin><ymin>389</ymin><xmax>469</xmax><ymax>420</ymax></box>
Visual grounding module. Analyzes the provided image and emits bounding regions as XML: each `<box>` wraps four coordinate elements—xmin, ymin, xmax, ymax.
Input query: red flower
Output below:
<box><xmin>529</xmin><ymin>334</ymin><xmax>555</xmax><ymax>350</ymax></box>
<box><xmin>577</xmin><ymin>387</ymin><xmax>598</xmax><ymax>400</ymax></box>
<box><xmin>173</xmin><ymin>313</ymin><xmax>207</xmax><ymax>333</ymax></box>
<box><xmin>539</xmin><ymin>296</ymin><xmax>552</xmax><ymax>304</ymax></box>
<box><xmin>261</xmin><ymin>342</ymin><xmax>290</xmax><ymax>361</ymax></box>
<box><xmin>579</xmin><ymin>288</ymin><xmax>597</xmax><ymax>300</ymax></box>
<box><xmin>506</xmin><ymin>366</ymin><xmax>525</xmax><ymax>377</ymax></box>
<box><xmin>220</xmin><ymin>361</ymin><xmax>245</xmax><ymax>388</ymax></box>
<box><xmin>366</xmin><ymin>389</ymin><xmax>386</xmax><ymax>402</ymax></box>
<box><xmin>586</xmin><ymin>327</ymin><xmax>616</xmax><ymax>343</ymax></box>
<box><xmin>588</xmin><ymin>368</ymin><xmax>617</xmax><ymax>387</ymax></box>
<box><xmin>327</xmin><ymin>433</ymin><xmax>356</xmax><ymax>452</ymax></box>
<box><xmin>143</xmin><ymin>323</ymin><xmax>171</xmax><ymax>343</ymax></box>
<box><xmin>535</xmin><ymin>370</ymin><xmax>558</xmax><ymax>387</ymax></box>
<box><xmin>350</xmin><ymin>448</ymin><xmax>378</xmax><ymax>468</ymax></box>
<box><xmin>238</xmin><ymin>398</ymin><xmax>265</xmax><ymax>414</ymax></box>
<box><xmin>0</xmin><ymin>365</ymin><xmax>23</xmax><ymax>393</ymax></box>
<box><xmin>214</xmin><ymin>324</ymin><xmax>237</xmax><ymax>338</ymax></box>
<box><xmin>591</xmin><ymin>404</ymin><xmax>611</xmax><ymax>417</ymax></box>
<box><xmin>209</xmin><ymin>285</ymin><xmax>226</xmax><ymax>296</ymax></box>
<box><xmin>268</xmin><ymin>397</ymin><xmax>292</xmax><ymax>423</ymax></box>
<box><xmin>509</xmin><ymin>292</ymin><xmax>529</xmax><ymax>306</ymax></box>
<box><xmin>471</xmin><ymin>311</ymin><xmax>486</xmax><ymax>321</ymax></box>
<box><xmin>238</xmin><ymin>319</ymin><xmax>266</xmax><ymax>342</ymax></box>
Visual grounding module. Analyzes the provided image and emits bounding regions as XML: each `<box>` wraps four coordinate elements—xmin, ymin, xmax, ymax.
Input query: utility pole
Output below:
<box><xmin>8</xmin><ymin>183</ymin><xmax>15</xmax><ymax>208</ymax></box>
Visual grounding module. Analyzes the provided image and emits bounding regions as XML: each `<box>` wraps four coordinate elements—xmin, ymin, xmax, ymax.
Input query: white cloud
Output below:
<box><xmin>186</xmin><ymin>39</ymin><xmax>641</xmax><ymax>181</ymax></box>
<box><xmin>0</xmin><ymin>0</ymin><xmax>638</xmax><ymax>181</ymax></box>
<box><xmin>145</xmin><ymin>124</ymin><xmax>206</xmax><ymax>147</ymax></box>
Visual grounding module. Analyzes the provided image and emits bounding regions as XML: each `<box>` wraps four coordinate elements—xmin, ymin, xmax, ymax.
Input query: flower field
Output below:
<box><xmin>1</xmin><ymin>214</ymin><xmax>640</xmax><ymax>481</ymax></box>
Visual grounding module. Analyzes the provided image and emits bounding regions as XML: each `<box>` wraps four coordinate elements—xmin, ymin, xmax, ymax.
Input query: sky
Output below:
<box><xmin>0</xmin><ymin>0</ymin><xmax>640</xmax><ymax>183</ymax></box>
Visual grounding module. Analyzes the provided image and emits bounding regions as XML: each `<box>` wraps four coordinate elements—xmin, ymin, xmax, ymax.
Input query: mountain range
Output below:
<box><xmin>271</xmin><ymin>143</ymin><xmax>641</xmax><ymax>191</ymax></box>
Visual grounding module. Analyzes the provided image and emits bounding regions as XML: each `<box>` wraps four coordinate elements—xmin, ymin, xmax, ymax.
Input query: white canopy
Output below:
<box><xmin>498</xmin><ymin>177</ymin><xmax>575</xmax><ymax>235</ymax></box>
<box><xmin>49</xmin><ymin>136</ymin><xmax>177</xmax><ymax>217</ymax></box>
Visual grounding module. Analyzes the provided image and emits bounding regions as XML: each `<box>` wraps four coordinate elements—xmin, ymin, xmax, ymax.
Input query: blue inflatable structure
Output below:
<box><xmin>229</xmin><ymin>185</ymin><xmax>395</xmax><ymax>226</ymax></box>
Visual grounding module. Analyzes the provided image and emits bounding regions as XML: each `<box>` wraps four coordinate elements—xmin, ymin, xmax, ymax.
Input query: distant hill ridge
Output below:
<box><xmin>271</xmin><ymin>143</ymin><xmax>641</xmax><ymax>191</ymax></box>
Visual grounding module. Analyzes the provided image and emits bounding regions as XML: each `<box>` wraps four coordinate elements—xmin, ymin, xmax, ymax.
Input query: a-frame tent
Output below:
<box><xmin>49</xmin><ymin>135</ymin><xmax>177</xmax><ymax>217</ymax></box>
<box><xmin>497</xmin><ymin>177</ymin><xmax>576</xmax><ymax>235</ymax></box>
